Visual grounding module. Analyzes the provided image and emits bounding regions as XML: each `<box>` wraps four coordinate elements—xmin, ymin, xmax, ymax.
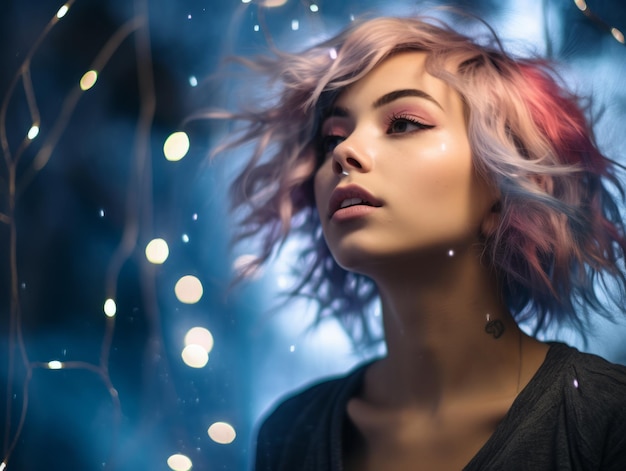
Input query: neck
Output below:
<box><xmin>365</xmin><ymin>244</ymin><xmax>526</xmax><ymax>409</ymax></box>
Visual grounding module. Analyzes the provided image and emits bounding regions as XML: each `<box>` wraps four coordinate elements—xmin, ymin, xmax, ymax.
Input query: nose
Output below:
<box><xmin>331</xmin><ymin>133</ymin><xmax>372</xmax><ymax>177</ymax></box>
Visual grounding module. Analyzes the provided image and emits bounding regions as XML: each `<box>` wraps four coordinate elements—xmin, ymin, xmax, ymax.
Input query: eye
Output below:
<box><xmin>386</xmin><ymin>113</ymin><xmax>434</xmax><ymax>135</ymax></box>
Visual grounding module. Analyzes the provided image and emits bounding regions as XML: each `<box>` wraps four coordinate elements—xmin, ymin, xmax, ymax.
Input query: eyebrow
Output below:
<box><xmin>372</xmin><ymin>88</ymin><xmax>443</xmax><ymax>111</ymax></box>
<box><xmin>321</xmin><ymin>88</ymin><xmax>443</xmax><ymax>123</ymax></box>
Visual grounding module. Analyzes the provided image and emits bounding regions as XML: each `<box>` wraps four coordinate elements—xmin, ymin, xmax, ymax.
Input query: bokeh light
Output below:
<box><xmin>79</xmin><ymin>70</ymin><xmax>98</xmax><ymax>91</ymax></box>
<box><xmin>163</xmin><ymin>131</ymin><xmax>190</xmax><ymax>162</ymax></box>
<box><xmin>181</xmin><ymin>344</ymin><xmax>209</xmax><ymax>368</ymax></box>
<box><xmin>174</xmin><ymin>275</ymin><xmax>203</xmax><ymax>304</ymax></box>
<box><xmin>103</xmin><ymin>298</ymin><xmax>117</xmax><ymax>317</ymax></box>
<box><xmin>611</xmin><ymin>27</ymin><xmax>625</xmax><ymax>44</ymax></box>
<box><xmin>56</xmin><ymin>4</ymin><xmax>69</xmax><ymax>19</ymax></box>
<box><xmin>184</xmin><ymin>327</ymin><xmax>214</xmax><ymax>353</ymax></box>
<box><xmin>145</xmin><ymin>238</ymin><xmax>169</xmax><ymax>264</ymax></box>
<box><xmin>4</xmin><ymin>2</ymin><xmax>626</xmax><ymax>470</ymax></box>
<box><xmin>208</xmin><ymin>422</ymin><xmax>236</xmax><ymax>444</ymax></box>
<box><xmin>27</xmin><ymin>125</ymin><xmax>39</xmax><ymax>140</ymax></box>
<box><xmin>166</xmin><ymin>454</ymin><xmax>192</xmax><ymax>471</ymax></box>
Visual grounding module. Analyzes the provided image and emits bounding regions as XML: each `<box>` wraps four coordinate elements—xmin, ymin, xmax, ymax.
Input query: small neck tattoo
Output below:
<box><xmin>485</xmin><ymin>314</ymin><xmax>505</xmax><ymax>339</ymax></box>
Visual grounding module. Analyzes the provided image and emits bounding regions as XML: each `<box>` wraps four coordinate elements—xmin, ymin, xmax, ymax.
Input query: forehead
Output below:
<box><xmin>333</xmin><ymin>51</ymin><xmax>461</xmax><ymax>113</ymax></box>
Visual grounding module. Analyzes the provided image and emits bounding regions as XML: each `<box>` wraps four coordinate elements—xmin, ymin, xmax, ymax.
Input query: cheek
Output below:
<box><xmin>404</xmin><ymin>137</ymin><xmax>473</xmax><ymax>192</ymax></box>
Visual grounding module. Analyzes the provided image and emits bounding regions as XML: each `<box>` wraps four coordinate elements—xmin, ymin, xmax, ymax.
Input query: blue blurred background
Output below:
<box><xmin>1</xmin><ymin>0</ymin><xmax>625</xmax><ymax>470</ymax></box>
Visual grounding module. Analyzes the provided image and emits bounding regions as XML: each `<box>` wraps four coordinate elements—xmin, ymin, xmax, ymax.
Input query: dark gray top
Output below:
<box><xmin>254</xmin><ymin>343</ymin><xmax>626</xmax><ymax>470</ymax></box>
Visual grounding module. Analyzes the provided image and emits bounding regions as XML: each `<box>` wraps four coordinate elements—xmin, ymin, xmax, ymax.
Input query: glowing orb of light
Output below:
<box><xmin>174</xmin><ymin>275</ymin><xmax>203</xmax><ymax>304</ymax></box>
<box><xmin>27</xmin><ymin>125</ymin><xmax>40</xmax><ymax>140</ymax></box>
<box><xmin>145</xmin><ymin>238</ymin><xmax>169</xmax><ymax>264</ymax></box>
<box><xmin>104</xmin><ymin>298</ymin><xmax>117</xmax><ymax>317</ymax></box>
<box><xmin>80</xmin><ymin>70</ymin><xmax>98</xmax><ymax>91</ymax></box>
<box><xmin>166</xmin><ymin>453</ymin><xmax>192</xmax><ymax>471</ymax></box>
<box><xmin>208</xmin><ymin>422</ymin><xmax>236</xmax><ymax>444</ymax></box>
<box><xmin>241</xmin><ymin>0</ymin><xmax>252</xmax><ymax>3</ymax></box>
<box><xmin>181</xmin><ymin>344</ymin><xmax>209</xmax><ymax>368</ymax></box>
<box><xmin>184</xmin><ymin>327</ymin><xmax>214</xmax><ymax>354</ymax></box>
<box><xmin>48</xmin><ymin>361</ymin><xmax>63</xmax><ymax>370</ymax></box>
<box><xmin>56</xmin><ymin>4</ymin><xmax>69</xmax><ymax>18</ymax></box>
<box><xmin>163</xmin><ymin>131</ymin><xmax>190</xmax><ymax>162</ymax></box>
<box><xmin>310</xmin><ymin>4</ymin><xmax>319</xmax><ymax>12</ymax></box>
<box><xmin>291</xmin><ymin>19</ymin><xmax>299</xmax><ymax>30</ymax></box>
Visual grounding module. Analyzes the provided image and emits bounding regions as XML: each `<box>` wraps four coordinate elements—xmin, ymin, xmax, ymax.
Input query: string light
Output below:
<box><xmin>611</xmin><ymin>28</ymin><xmax>625</xmax><ymax>44</ymax></box>
<box><xmin>27</xmin><ymin>124</ymin><xmax>39</xmax><ymax>140</ymax></box>
<box><xmin>56</xmin><ymin>4</ymin><xmax>70</xmax><ymax>19</ymax></box>
<box><xmin>0</xmin><ymin>2</ymin><xmax>141</xmax><ymax>467</ymax></box>
<box><xmin>4</xmin><ymin>1</ymin><xmax>623</xmax><ymax>469</ymax></box>
<box><xmin>573</xmin><ymin>0</ymin><xmax>625</xmax><ymax>45</ymax></box>
<box><xmin>79</xmin><ymin>70</ymin><xmax>98</xmax><ymax>90</ymax></box>
<box><xmin>104</xmin><ymin>298</ymin><xmax>117</xmax><ymax>317</ymax></box>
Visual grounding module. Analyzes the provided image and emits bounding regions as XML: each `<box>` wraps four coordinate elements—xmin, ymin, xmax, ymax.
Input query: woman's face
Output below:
<box><xmin>313</xmin><ymin>51</ymin><xmax>498</xmax><ymax>274</ymax></box>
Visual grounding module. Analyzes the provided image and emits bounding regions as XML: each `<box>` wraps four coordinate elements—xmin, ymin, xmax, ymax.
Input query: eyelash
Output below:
<box><xmin>385</xmin><ymin>112</ymin><xmax>434</xmax><ymax>134</ymax></box>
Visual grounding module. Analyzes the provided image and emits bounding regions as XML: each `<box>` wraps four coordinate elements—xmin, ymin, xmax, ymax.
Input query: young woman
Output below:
<box><xmin>212</xmin><ymin>15</ymin><xmax>626</xmax><ymax>470</ymax></box>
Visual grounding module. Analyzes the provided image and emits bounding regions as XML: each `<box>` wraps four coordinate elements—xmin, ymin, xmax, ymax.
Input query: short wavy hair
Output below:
<box><xmin>210</xmin><ymin>16</ymin><xmax>626</xmax><ymax>343</ymax></box>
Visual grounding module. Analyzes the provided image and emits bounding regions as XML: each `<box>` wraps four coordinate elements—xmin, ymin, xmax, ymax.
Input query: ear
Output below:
<box><xmin>481</xmin><ymin>200</ymin><xmax>501</xmax><ymax>238</ymax></box>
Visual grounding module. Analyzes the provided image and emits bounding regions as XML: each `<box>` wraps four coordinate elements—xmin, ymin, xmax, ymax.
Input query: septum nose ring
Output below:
<box><xmin>341</xmin><ymin>170</ymin><xmax>349</xmax><ymax>177</ymax></box>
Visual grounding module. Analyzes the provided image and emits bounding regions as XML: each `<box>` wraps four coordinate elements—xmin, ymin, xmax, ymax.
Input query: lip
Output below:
<box><xmin>327</xmin><ymin>184</ymin><xmax>382</xmax><ymax>220</ymax></box>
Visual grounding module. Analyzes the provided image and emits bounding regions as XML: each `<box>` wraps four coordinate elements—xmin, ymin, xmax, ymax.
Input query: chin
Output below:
<box><xmin>329</xmin><ymin>246</ymin><xmax>395</xmax><ymax>277</ymax></box>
